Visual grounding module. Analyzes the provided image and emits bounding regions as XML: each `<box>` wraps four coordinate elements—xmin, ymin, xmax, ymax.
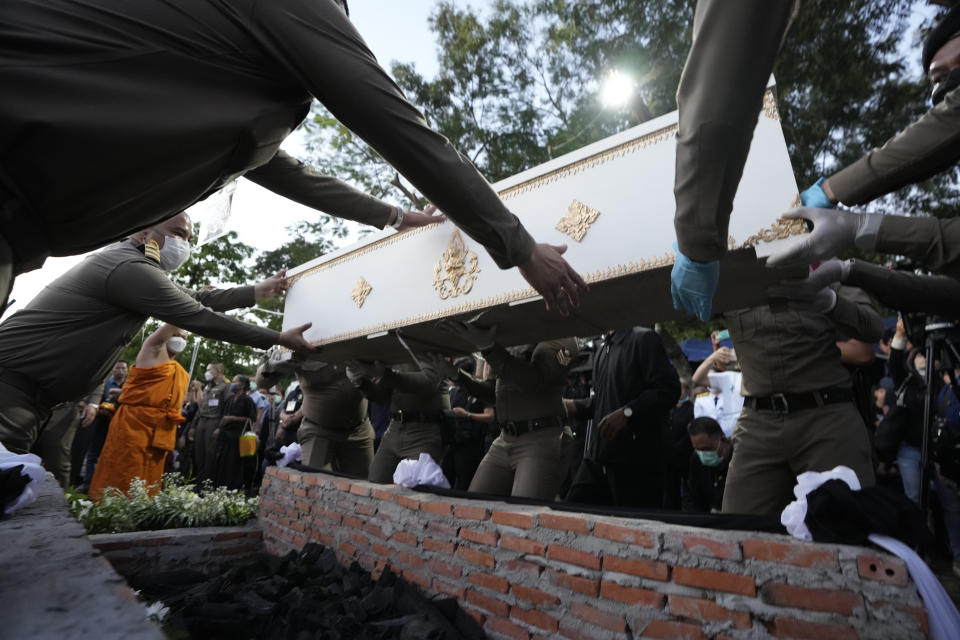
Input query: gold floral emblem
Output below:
<box><xmin>350</xmin><ymin>277</ymin><xmax>373</xmax><ymax>308</ymax></box>
<box><xmin>433</xmin><ymin>229</ymin><xmax>480</xmax><ymax>299</ymax></box>
<box><xmin>556</xmin><ymin>199</ymin><xmax>601</xmax><ymax>242</ymax></box>
<box><xmin>761</xmin><ymin>90</ymin><xmax>781</xmax><ymax>121</ymax></box>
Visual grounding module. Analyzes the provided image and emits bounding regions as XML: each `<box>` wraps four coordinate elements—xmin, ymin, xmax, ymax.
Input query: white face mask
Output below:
<box><xmin>204</xmin><ymin>371</ymin><xmax>214</xmax><ymax>382</ymax></box>
<box><xmin>167</xmin><ymin>336</ymin><xmax>187</xmax><ymax>354</ymax></box>
<box><xmin>158</xmin><ymin>235</ymin><xmax>192</xmax><ymax>271</ymax></box>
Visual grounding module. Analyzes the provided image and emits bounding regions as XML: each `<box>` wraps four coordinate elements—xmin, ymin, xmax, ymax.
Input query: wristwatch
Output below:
<box><xmin>622</xmin><ymin>407</ymin><xmax>633</xmax><ymax>418</ymax></box>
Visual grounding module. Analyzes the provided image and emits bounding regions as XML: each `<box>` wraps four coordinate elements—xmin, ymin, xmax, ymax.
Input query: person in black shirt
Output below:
<box><xmin>664</xmin><ymin>380</ymin><xmax>695</xmax><ymax>509</ymax></box>
<box><xmin>567</xmin><ymin>327</ymin><xmax>680</xmax><ymax>508</ymax></box>
<box><xmin>684</xmin><ymin>417</ymin><xmax>733</xmax><ymax>513</ymax></box>
<box><xmin>213</xmin><ymin>374</ymin><xmax>258</xmax><ymax>493</ymax></box>
<box><xmin>444</xmin><ymin>357</ymin><xmax>495</xmax><ymax>490</ymax></box>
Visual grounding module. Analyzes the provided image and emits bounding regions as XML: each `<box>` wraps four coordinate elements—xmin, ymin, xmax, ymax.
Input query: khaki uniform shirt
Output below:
<box><xmin>361</xmin><ymin>363</ymin><xmax>448</xmax><ymax>417</ymax></box>
<box><xmin>0</xmin><ymin>240</ymin><xmax>275</xmax><ymax>408</ymax></box>
<box><xmin>0</xmin><ymin>0</ymin><xmax>534</xmax><ymax>269</ymax></box>
<box><xmin>463</xmin><ymin>339</ymin><xmax>578</xmax><ymax>422</ymax></box>
<box><xmin>725</xmin><ymin>286</ymin><xmax>883</xmax><ymax>397</ymax></box>
<box><xmin>299</xmin><ymin>364</ymin><xmax>368</xmax><ymax>433</ymax></box>
<box><xmin>197</xmin><ymin>381</ymin><xmax>231</xmax><ymax>420</ymax></box>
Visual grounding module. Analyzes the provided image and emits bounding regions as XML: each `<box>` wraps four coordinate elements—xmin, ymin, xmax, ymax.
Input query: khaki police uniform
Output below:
<box><xmin>194</xmin><ymin>380</ymin><xmax>231</xmax><ymax>483</ymax></box>
<box><xmin>461</xmin><ymin>339</ymin><xmax>577</xmax><ymax>501</ymax></box>
<box><xmin>364</xmin><ymin>363</ymin><xmax>448</xmax><ymax>484</ymax></box>
<box><xmin>721</xmin><ymin>285</ymin><xmax>883</xmax><ymax>517</ymax></box>
<box><xmin>297</xmin><ymin>363</ymin><xmax>374</xmax><ymax>478</ymax></box>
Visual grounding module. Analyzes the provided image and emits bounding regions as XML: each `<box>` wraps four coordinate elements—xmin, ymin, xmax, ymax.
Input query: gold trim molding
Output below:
<box><xmin>433</xmin><ymin>230</ymin><xmax>480</xmax><ymax>300</ymax></box>
<box><xmin>556</xmin><ymin>200</ymin><xmax>601</xmax><ymax>242</ymax></box>
<box><xmin>761</xmin><ymin>90</ymin><xmax>780</xmax><ymax>121</ymax></box>
<box><xmin>350</xmin><ymin>277</ymin><xmax>372</xmax><ymax>308</ymax></box>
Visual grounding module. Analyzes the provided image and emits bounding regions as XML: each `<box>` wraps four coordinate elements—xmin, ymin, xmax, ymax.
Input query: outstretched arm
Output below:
<box><xmin>136</xmin><ymin>324</ymin><xmax>185</xmax><ymax>369</ymax></box>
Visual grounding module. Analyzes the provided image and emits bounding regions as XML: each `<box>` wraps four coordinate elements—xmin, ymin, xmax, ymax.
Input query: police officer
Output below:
<box><xmin>194</xmin><ymin>363</ymin><xmax>231</xmax><ymax>483</ymax></box>
<box><xmin>258</xmin><ymin>356</ymin><xmax>374</xmax><ymax>478</ymax></box>
<box><xmin>348</xmin><ymin>359</ymin><xmax>448</xmax><ymax>484</ymax></box>
<box><xmin>721</xmin><ymin>284</ymin><xmax>884</xmax><ymax>517</ymax></box>
<box><xmin>438</xmin><ymin>320</ymin><xmax>577</xmax><ymax>501</ymax></box>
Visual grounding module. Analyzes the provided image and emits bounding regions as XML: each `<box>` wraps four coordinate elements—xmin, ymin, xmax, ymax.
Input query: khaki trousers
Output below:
<box><xmin>0</xmin><ymin>380</ymin><xmax>45</xmax><ymax>454</ymax></box>
<box><xmin>722</xmin><ymin>403</ymin><xmax>875</xmax><ymax>518</ymax></box>
<box><xmin>32</xmin><ymin>404</ymin><xmax>81</xmax><ymax>488</ymax></box>
<box><xmin>368</xmin><ymin>422</ymin><xmax>443</xmax><ymax>484</ymax></box>
<box><xmin>298</xmin><ymin>418</ymin><xmax>374</xmax><ymax>478</ymax></box>
<box><xmin>469</xmin><ymin>426</ymin><xmax>573</xmax><ymax>501</ymax></box>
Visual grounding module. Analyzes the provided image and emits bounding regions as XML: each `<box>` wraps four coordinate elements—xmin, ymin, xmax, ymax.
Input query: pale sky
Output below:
<box><xmin>2</xmin><ymin>0</ymin><xmax>473</xmax><ymax>320</ymax></box>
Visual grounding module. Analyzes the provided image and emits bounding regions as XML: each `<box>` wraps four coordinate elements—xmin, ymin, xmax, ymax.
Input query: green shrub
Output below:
<box><xmin>67</xmin><ymin>473</ymin><xmax>258</xmax><ymax>534</ymax></box>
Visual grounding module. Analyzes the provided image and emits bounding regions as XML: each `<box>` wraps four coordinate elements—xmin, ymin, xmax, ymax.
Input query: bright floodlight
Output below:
<box><xmin>601</xmin><ymin>70</ymin><xmax>634</xmax><ymax>109</ymax></box>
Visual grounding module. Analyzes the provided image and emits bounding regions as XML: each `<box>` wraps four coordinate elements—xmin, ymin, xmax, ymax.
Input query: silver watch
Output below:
<box><xmin>623</xmin><ymin>407</ymin><xmax>633</xmax><ymax>418</ymax></box>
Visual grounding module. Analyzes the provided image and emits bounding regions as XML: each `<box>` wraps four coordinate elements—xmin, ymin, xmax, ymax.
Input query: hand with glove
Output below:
<box><xmin>765</xmin><ymin>208</ymin><xmax>876</xmax><ymax>268</ymax></box>
<box><xmin>420</xmin><ymin>352</ymin><xmax>459</xmax><ymax>380</ymax></box>
<box><xmin>800</xmin><ymin>177</ymin><xmax>836</xmax><ymax>209</ymax></box>
<box><xmin>767</xmin><ymin>259</ymin><xmax>852</xmax><ymax>313</ymax></box>
<box><xmin>670</xmin><ymin>243</ymin><xmax>719</xmax><ymax>323</ymax></box>
<box><xmin>437</xmin><ymin>319</ymin><xmax>497</xmax><ymax>351</ymax></box>
<box><xmin>344</xmin><ymin>360</ymin><xmax>385</xmax><ymax>385</ymax></box>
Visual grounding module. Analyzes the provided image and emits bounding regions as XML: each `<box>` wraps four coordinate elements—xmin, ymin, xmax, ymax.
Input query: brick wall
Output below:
<box><xmin>259</xmin><ymin>466</ymin><xmax>928</xmax><ymax>640</ymax></box>
<box><xmin>91</xmin><ymin>523</ymin><xmax>263</xmax><ymax>579</ymax></box>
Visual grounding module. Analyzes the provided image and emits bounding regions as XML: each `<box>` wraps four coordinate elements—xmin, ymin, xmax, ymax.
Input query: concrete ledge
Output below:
<box><xmin>0</xmin><ymin>474</ymin><xmax>163</xmax><ymax>640</ymax></box>
<box><xmin>260</xmin><ymin>466</ymin><xmax>929</xmax><ymax>640</ymax></box>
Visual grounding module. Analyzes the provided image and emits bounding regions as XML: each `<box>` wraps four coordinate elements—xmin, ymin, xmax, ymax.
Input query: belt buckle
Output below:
<box><xmin>771</xmin><ymin>393</ymin><xmax>789</xmax><ymax>415</ymax></box>
<box><xmin>395</xmin><ymin>410</ymin><xmax>404</xmax><ymax>423</ymax></box>
<box><xmin>503</xmin><ymin>421</ymin><xmax>517</xmax><ymax>436</ymax></box>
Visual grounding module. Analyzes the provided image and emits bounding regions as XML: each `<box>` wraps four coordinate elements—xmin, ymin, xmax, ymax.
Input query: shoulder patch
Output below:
<box><xmin>696</xmin><ymin>391</ymin><xmax>710</xmax><ymax>398</ymax></box>
<box><xmin>557</xmin><ymin>348</ymin><xmax>572</xmax><ymax>366</ymax></box>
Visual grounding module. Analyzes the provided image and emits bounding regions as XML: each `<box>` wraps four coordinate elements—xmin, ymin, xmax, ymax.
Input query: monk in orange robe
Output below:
<box><xmin>89</xmin><ymin>324</ymin><xmax>190</xmax><ymax>501</ymax></box>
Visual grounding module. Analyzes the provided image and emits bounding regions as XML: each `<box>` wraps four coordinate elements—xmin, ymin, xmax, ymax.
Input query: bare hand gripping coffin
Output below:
<box><xmin>283</xmin><ymin>85</ymin><xmax>804</xmax><ymax>362</ymax></box>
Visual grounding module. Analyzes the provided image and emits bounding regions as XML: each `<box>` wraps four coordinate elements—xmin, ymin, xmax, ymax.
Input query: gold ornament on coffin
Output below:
<box><xmin>433</xmin><ymin>230</ymin><xmax>480</xmax><ymax>300</ymax></box>
<box><xmin>556</xmin><ymin>199</ymin><xmax>601</xmax><ymax>242</ymax></box>
<box><xmin>351</xmin><ymin>277</ymin><xmax>373</xmax><ymax>308</ymax></box>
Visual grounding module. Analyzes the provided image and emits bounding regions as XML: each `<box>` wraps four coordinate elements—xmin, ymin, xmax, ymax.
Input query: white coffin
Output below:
<box><xmin>284</xmin><ymin>86</ymin><xmax>804</xmax><ymax>362</ymax></box>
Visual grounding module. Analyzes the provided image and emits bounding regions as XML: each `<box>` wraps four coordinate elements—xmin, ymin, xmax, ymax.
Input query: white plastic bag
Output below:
<box><xmin>780</xmin><ymin>465</ymin><xmax>862</xmax><ymax>541</ymax></box>
<box><xmin>392</xmin><ymin>453</ymin><xmax>450</xmax><ymax>489</ymax></box>
<box><xmin>277</xmin><ymin>442</ymin><xmax>302</xmax><ymax>468</ymax></box>
<box><xmin>0</xmin><ymin>441</ymin><xmax>46</xmax><ymax>515</ymax></box>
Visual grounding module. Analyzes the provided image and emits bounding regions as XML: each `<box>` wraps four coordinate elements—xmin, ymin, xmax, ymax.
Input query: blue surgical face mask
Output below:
<box><xmin>696</xmin><ymin>449</ymin><xmax>723</xmax><ymax>467</ymax></box>
<box><xmin>230</xmin><ymin>383</ymin><xmax>240</xmax><ymax>393</ymax></box>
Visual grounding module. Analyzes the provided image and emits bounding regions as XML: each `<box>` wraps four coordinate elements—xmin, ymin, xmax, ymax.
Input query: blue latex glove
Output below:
<box><xmin>670</xmin><ymin>243</ymin><xmax>719</xmax><ymax>322</ymax></box>
<box><xmin>800</xmin><ymin>177</ymin><xmax>835</xmax><ymax>209</ymax></box>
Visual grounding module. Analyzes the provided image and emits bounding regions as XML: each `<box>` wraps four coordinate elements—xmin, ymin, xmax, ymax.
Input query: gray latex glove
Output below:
<box><xmin>765</xmin><ymin>208</ymin><xmax>873</xmax><ymax>268</ymax></box>
<box><xmin>344</xmin><ymin>360</ymin><xmax>385</xmax><ymax>383</ymax></box>
<box><xmin>421</xmin><ymin>352</ymin><xmax>459</xmax><ymax>380</ymax></box>
<box><xmin>767</xmin><ymin>262</ymin><xmax>846</xmax><ymax>314</ymax></box>
<box><xmin>437</xmin><ymin>319</ymin><xmax>497</xmax><ymax>351</ymax></box>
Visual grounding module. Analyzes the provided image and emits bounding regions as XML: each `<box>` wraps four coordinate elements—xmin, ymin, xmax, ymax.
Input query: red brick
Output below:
<box><xmin>492</xmin><ymin>510</ymin><xmax>535</xmax><ymax>529</ymax></box>
<box><xmin>433</xmin><ymin>578</ymin><xmax>466</xmax><ymax>599</ymax></box>
<box><xmin>743</xmin><ymin>539</ymin><xmax>837</xmax><ymax>570</ymax></box>
<box><xmin>354</xmin><ymin>503</ymin><xmax>375</xmax><ymax>517</ymax></box>
<box><xmin>501</xmin><ymin>559</ymin><xmax>543</xmax><ymax>579</ymax></box>
<box><xmin>341</xmin><ymin>515</ymin><xmax>362</xmax><ymax>529</ymax></box>
<box><xmin>391</xmin><ymin>531</ymin><xmax>417</xmax><ymax>547</ymax></box>
<box><xmin>512</xmin><ymin>584</ymin><xmax>559</xmax><ymax>607</ymax></box>
<box><xmin>457</xmin><ymin>546</ymin><xmax>496</xmax><ymax>568</ymax></box>
<box><xmin>513</xmin><ymin>606</ymin><xmax>560</xmax><ymax>633</ymax></box>
<box><xmin>603</xmin><ymin>555</ymin><xmax>670</xmax><ymax>581</ymax></box>
<box><xmin>302</xmin><ymin>474</ymin><xmax>321</xmax><ymax>485</ymax></box>
<box><xmin>320</xmin><ymin>508</ymin><xmax>342</xmax><ymax>525</ymax></box>
<box><xmin>349</xmin><ymin>483</ymin><xmax>370</xmax><ymax>497</ymax></box>
<box><xmin>871</xmin><ymin>601</ymin><xmax>928</xmax><ymax>634</ymax></box>
<box><xmin>332</xmin><ymin>478</ymin><xmax>352</xmax><ymax>492</ymax></box>
<box><xmin>761</xmin><ymin>583</ymin><xmax>863</xmax><ymax>616</ymax></box>
<box><xmin>466</xmin><ymin>589</ymin><xmax>510</xmax><ymax>617</ymax></box>
<box><xmin>593</xmin><ymin>521</ymin><xmax>655</xmax><ymax>547</ymax></box>
<box><xmin>463</xmin><ymin>606</ymin><xmax>486</xmax><ymax>627</ymax></box>
<box><xmin>423</xmin><ymin>537</ymin><xmax>456</xmax><ymax>554</ymax></box>
<box><xmin>339</xmin><ymin>541</ymin><xmax>356</xmax><ymax>557</ymax></box>
<box><xmin>668</xmin><ymin>595</ymin><xmax>751</xmax><ymax>629</ymax></box>
<box><xmin>214</xmin><ymin>531</ymin><xmax>249</xmax><ymax>541</ymax></box>
<box><xmin>397</xmin><ymin>551</ymin><xmax>425</xmax><ymax>568</ymax></box>
<box><xmin>485</xmin><ymin>616</ymin><xmax>529</xmax><ymax>640</ymax></box>
<box><xmin>599</xmin><ymin>581</ymin><xmax>665</xmax><ymax>607</ymax></box>
<box><xmin>682</xmin><ymin>535</ymin><xmax>742</xmax><ymax>560</ymax></box>
<box><xmin>857</xmin><ymin>553</ymin><xmax>909</xmax><ymax>586</ymax></box>
<box><xmin>293</xmin><ymin>486</ymin><xmax>308</xmax><ymax>497</ymax></box>
<box><xmin>289</xmin><ymin>520</ymin><xmax>306</xmax><ymax>534</ymax></box>
<box><xmin>548</xmin><ymin>569</ymin><xmax>600</xmax><ymax>597</ymax></box>
<box><xmin>770</xmin><ymin>616</ymin><xmax>858</xmax><ymax>640</ymax></box>
<box><xmin>395</xmin><ymin>495</ymin><xmax>420</xmax><ymax>510</ymax></box>
<box><xmin>402</xmin><ymin>568</ymin><xmax>430</xmax><ymax>590</ymax></box>
<box><xmin>371</xmin><ymin>543</ymin><xmax>393</xmax><ymax>558</ymax></box>
<box><xmin>461</xmin><ymin>527</ymin><xmax>499</xmax><ymax>546</ymax></box>
<box><xmin>547</xmin><ymin>544</ymin><xmax>600</xmax><ymax>570</ymax></box>
<box><xmin>428</xmin><ymin>559</ymin><xmax>463</xmax><ymax>579</ymax></box>
<box><xmin>642</xmin><ymin>620</ymin><xmax>707</xmax><ymax>640</ymax></box>
<box><xmin>469</xmin><ymin>572</ymin><xmax>509</xmax><ymax>593</ymax></box>
<box><xmin>501</xmin><ymin>535</ymin><xmax>546</xmax><ymax>556</ymax></box>
<box><xmin>363</xmin><ymin>522</ymin><xmax>386</xmax><ymax>540</ymax></box>
<box><xmin>539</xmin><ymin>512</ymin><xmax>591</xmax><ymax>534</ymax></box>
<box><xmin>569</xmin><ymin>602</ymin><xmax>626</xmax><ymax>632</ymax></box>
<box><xmin>427</xmin><ymin>521</ymin><xmax>460</xmax><ymax>537</ymax></box>
<box><xmin>372</xmin><ymin>488</ymin><xmax>394</xmax><ymax>500</ymax></box>
<box><xmin>674</xmin><ymin>566</ymin><xmax>756</xmax><ymax>596</ymax></box>
<box><xmin>348</xmin><ymin>532</ymin><xmax>369</xmax><ymax>548</ymax></box>
<box><xmin>309</xmin><ymin>531</ymin><xmax>333</xmax><ymax>546</ymax></box>
<box><xmin>454</xmin><ymin>505</ymin><xmax>491</xmax><ymax>520</ymax></box>
<box><xmin>420</xmin><ymin>500</ymin><xmax>452</xmax><ymax>515</ymax></box>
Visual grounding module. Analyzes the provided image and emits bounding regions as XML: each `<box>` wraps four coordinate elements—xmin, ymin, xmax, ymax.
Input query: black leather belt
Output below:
<box><xmin>391</xmin><ymin>410</ymin><xmax>443</xmax><ymax>424</ymax></box>
<box><xmin>501</xmin><ymin>415</ymin><xmax>564</xmax><ymax>437</ymax></box>
<box><xmin>744</xmin><ymin>388</ymin><xmax>853</xmax><ymax>415</ymax></box>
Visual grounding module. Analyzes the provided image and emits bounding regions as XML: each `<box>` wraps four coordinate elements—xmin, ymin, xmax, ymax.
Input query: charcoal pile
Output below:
<box><xmin>131</xmin><ymin>543</ymin><xmax>485</xmax><ymax>640</ymax></box>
